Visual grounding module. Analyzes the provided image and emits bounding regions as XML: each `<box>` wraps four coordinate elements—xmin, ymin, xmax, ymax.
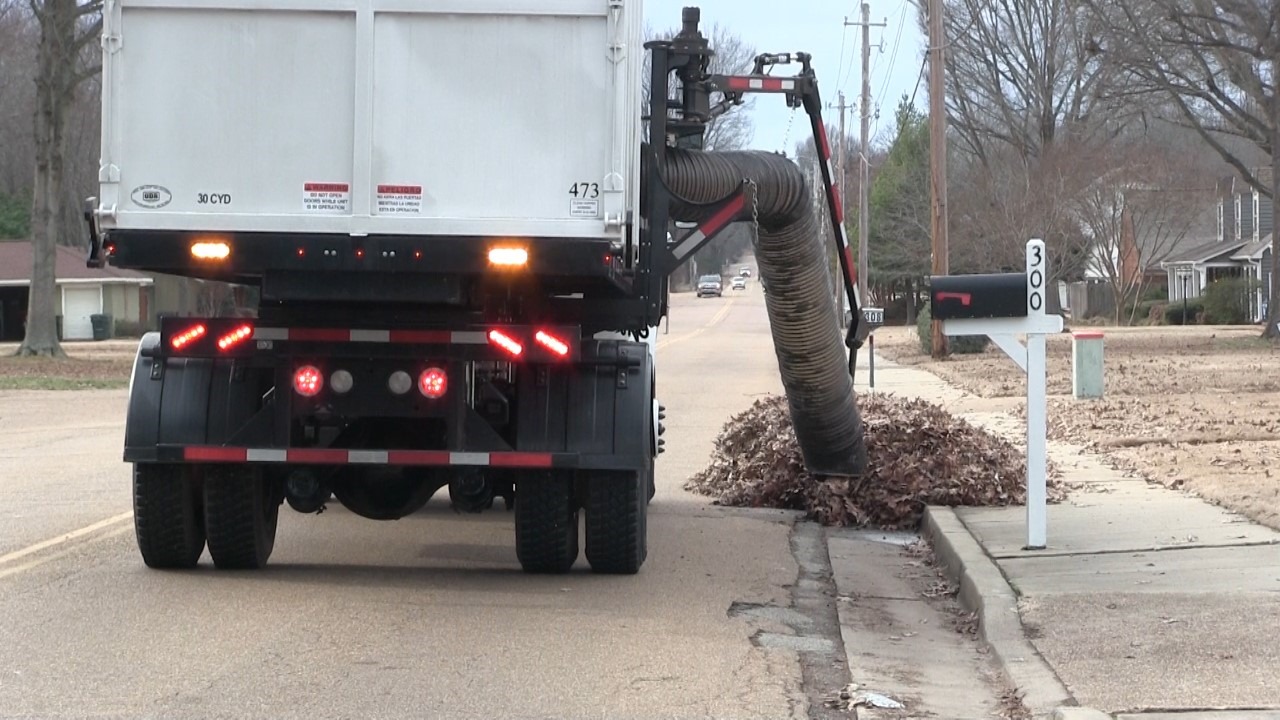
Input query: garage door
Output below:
<box><xmin>62</xmin><ymin>285</ymin><xmax>102</xmax><ymax>340</ymax></box>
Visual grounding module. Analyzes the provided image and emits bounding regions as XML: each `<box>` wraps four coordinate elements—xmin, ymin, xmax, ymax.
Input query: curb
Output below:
<box><xmin>922</xmin><ymin>506</ymin><xmax>1075</xmax><ymax>717</ymax></box>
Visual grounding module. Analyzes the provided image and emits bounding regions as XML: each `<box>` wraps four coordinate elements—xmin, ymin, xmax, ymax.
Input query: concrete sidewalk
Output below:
<box><xmin>853</xmin><ymin>352</ymin><xmax>1280</xmax><ymax>719</ymax></box>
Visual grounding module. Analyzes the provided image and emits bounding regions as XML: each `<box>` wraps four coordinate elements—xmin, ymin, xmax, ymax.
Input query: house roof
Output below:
<box><xmin>0</xmin><ymin>240</ymin><xmax>152</xmax><ymax>285</ymax></box>
<box><xmin>1230</xmin><ymin>236</ymin><xmax>1272</xmax><ymax>261</ymax></box>
<box><xmin>1162</xmin><ymin>239</ymin><xmax>1247</xmax><ymax>265</ymax></box>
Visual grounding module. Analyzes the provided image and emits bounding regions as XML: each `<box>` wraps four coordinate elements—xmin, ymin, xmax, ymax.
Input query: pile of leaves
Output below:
<box><xmin>686</xmin><ymin>394</ymin><xmax>1064</xmax><ymax>529</ymax></box>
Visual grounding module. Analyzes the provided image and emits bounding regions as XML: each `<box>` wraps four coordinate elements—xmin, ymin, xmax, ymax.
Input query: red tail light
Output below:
<box><xmin>216</xmin><ymin>323</ymin><xmax>254</xmax><ymax>351</ymax></box>
<box><xmin>293</xmin><ymin>366</ymin><xmax>323</xmax><ymax>397</ymax></box>
<box><xmin>171</xmin><ymin>324</ymin><xmax>207</xmax><ymax>350</ymax></box>
<box><xmin>488</xmin><ymin>329</ymin><xmax>524</xmax><ymax>357</ymax></box>
<box><xmin>535</xmin><ymin>330</ymin><xmax>569</xmax><ymax>357</ymax></box>
<box><xmin>418</xmin><ymin>367</ymin><xmax>447</xmax><ymax>398</ymax></box>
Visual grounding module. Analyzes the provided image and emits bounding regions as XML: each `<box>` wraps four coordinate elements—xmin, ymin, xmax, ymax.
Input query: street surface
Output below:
<box><xmin>0</xmin><ymin>277</ymin><xmax>1004</xmax><ymax>719</ymax></box>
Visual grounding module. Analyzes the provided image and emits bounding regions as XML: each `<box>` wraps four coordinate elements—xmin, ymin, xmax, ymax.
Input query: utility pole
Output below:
<box><xmin>832</xmin><ymin>91</ymin><xmax>854</xmax><ymax>326</ymax></box>
<box><xmin>927</xmin><ymin>0</ymin><xmax>950</xmax><ymax>358</ymax></box>
<box><xmin>846</xmin><ymin>6</ymin><xmax>885</xmax><ymax>313</ymax></box>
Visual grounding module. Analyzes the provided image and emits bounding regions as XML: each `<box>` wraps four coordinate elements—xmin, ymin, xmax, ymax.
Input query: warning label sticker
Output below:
<box><xmin>304</xmin><ymin>182</ymin><xmax>350</xmax><ymax>213</ymax></box>
<box><xmin>570</xmin><ymin>198</ymin><xmax>599</xmax><ymax>218</ymax></box>
<box><xmin>376</xmin><ymin>184</ymin><xmax>423</xmax><ymax>215</ymax></box>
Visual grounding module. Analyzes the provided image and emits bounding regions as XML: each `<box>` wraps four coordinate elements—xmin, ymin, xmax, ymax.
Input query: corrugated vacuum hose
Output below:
<box><xmin>658</xmin><ymin>147</ymin><xmax>868</xmax><ymax>477</ymax></box>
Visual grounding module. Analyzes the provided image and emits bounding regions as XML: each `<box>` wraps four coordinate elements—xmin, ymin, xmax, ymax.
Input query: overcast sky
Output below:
<box><xmin>645</xmin><ymin>0</ymin><xmax>927</xmax><ymax>153</ymax></box>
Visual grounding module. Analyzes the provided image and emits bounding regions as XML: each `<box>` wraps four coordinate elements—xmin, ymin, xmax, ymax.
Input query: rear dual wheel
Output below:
<box><xmin>514</xmin><ymin>471</ymin><xmax>579</xmax><ymax>574</ymax></box>
<box><xmin>202</xmin><ymin>465</ymin><xmax>282</xmax><ymax>570</ymax></box>
<box><xmin>585</xmin><ymin>470</ymin><xmax>648</xmax><ymax>575</ymax></box>
<box><xmin>133</xmin><ymin>464</ymin><xmax>205</xmax><ymax>569</ymax></box>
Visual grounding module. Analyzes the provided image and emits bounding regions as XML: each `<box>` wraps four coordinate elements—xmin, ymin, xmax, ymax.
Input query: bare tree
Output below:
<box><xmin>1078</xmin><ymin>0</ymin><xmax>1280</xmax><ymax>337</ymax></box>
<box><xmin>1073</xmin><ymin>142</ymin><xmax>1216</xmax><ymax>323</ymax></box>
<box><xmin>925</xmin><ymin>0</ymin><xmax>1130</xmax><ymax>166</ymax></box>
<box><xmin>0</xmin><ymin>3</ymin><xmax>37</xmax><ymax>199</ymax></box>
<box><xmin>919</xmin><ymin>0</ymin><xmax>1137</xmax><ymax>287</ymax></box>
<box><xmin>17</xmin><ymin>0</ymin><xmax>101</xmax><ymax>357</ymax></box>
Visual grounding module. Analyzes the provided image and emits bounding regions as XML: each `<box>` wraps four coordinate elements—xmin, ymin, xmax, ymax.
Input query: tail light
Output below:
<box><xmin>534</xmin><ymin>330</ymin><xmax>570</xmax><ymax>357</ymax></box>
<box><xmin>293</xmin><ymin>366</ymin><xmax>323</xmax><ymax>397</ymax></box>
<box><xmin>418</xmin><ymin>367</ymin><xmax>447</xmax><ymax>399</ymax></box>
<box><xmin>488</xmin><ymin>329</ymin><xmax>524</xmax><ymax>357</ymax></box>
<box><xmin>170</xmin><ymin>324</ymin><xmax>207</xmax><ymax>350</ymax></box>
<box><xmin>216</xmin><ymin>323</ymin><xmax>254</xmax><ymax>351</ymax></box>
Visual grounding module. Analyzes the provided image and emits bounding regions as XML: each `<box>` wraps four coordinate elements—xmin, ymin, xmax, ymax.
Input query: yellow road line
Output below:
<box><xmin>0</xmin><ymin>511</ymin><xmax>133</xmax><ymax>570</ymax></box>
<box><xmin>0</xmin><ymin>525</ymin><xmax>134</xmax><ymax>581</ymax></box>
<box><xmin>657</xmin><ymin>297</ymin><xmax>736</xmax><ymax>351</ymax></box>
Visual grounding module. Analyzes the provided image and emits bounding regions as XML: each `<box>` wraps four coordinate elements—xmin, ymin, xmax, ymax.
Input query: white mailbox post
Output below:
<box><xmin>929</xmin><ymin>239</ymin><xmax>1063</xmax><ymax>550</ymax></box>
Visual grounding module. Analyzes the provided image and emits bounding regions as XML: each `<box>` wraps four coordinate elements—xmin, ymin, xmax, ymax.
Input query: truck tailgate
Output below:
<box><xmin>98</xmin><ymin>0</ymin><xmax>640</xmax><ymax>240</ymax></box>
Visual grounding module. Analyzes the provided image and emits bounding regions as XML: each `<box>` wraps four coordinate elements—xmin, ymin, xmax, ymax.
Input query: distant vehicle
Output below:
<box><xmin>739</xmin><ymin>267</ymin><xmax>752</xmax><ymax>277</ymax></box>
<box><xmin>696</xmin><ymin>274</ymin><xmax>723</xmax><ymax>298</ymax></box>
<box><xmin>731</xmin><ymin>276</ymin><xmax>747</xmax><ymax>290</ymax></box>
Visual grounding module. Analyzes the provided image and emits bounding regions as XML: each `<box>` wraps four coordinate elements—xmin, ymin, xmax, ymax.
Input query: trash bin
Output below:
<box><xmin>90</xmin><ymin>313</ymin><xmax>113</xmax><ymax>341</ymax></box>
<box><xmin>55</xmin><ymin>315</ymin><xmax>63</xmax><ymax>341</ymax></box>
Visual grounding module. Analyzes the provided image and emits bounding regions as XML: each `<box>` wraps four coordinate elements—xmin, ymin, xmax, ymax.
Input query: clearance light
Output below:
<box><xmin>488</xmin><ymin>329</ymin><xmax>524</xmax><ymax>357</ymax></box>
<box><xmin>191</xmin><ymin>241</ymin><xmax>231</xmax><ymax>260</ymax></box>
<box><xmin>170</xmin><ymin>324</ymin><xmax>207</xmax><ymax>350</ymax></box>
<box><xmin>418</xmin><ymin>367</ymin><xmax>448</xmax><ymax>399</ymax></box>
<box><xmin>216</xmin><ymin>323</ymin><xmax>254</xmax><ymax>351</ymax></box>
<box><xmin>535</xmin><ymin>330</ymin><xmax>569</xmax><ymax>357</ymax></box>
<box><xmin>488</xmin><ymin>247</ymin><xmax>528</xmax><ymax>267</ymax></box>
<box><xmin>293</xmin><ymin>365</ymin><xmax>323</xmax><ymax>397</ymax></box>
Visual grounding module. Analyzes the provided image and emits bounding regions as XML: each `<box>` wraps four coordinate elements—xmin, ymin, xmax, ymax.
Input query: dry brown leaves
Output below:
<box><xmin>686</xmin><ymin>394</ymin><xmax>1065</xmax><ymax>530</ymax></box>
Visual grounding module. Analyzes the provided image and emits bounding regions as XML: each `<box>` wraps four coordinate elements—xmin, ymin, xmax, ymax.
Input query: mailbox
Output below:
<box><xmin>929</xmin><ymin>272</ymin><xmax>1027</xmax><ymax>321</ymax></box>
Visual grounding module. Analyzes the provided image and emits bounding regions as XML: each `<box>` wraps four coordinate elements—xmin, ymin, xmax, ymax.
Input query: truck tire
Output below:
<box><xmin>203</xmin><ymin>465</ymin><xmax>280</xmax><ymax>569</ymax></box>
<box><xmin>514</xmin><ymin>472</ymin><xmax>578</xmax><ymax>574</ymax></box>
<box><xmin>585</xmin><ymin>470</ymin><xmax>647</xmax><ymax>574</ymax></box>
<box><xmin>133</xmin><ymin>464</ymin><xmax>205</xmax><ymax>569</ymax></box>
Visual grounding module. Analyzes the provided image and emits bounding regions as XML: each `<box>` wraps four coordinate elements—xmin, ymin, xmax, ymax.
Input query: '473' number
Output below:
<box><xmin>569</xmin><ymin>183</ymin><xmax>599</xmax><ymax>199</ymax></box>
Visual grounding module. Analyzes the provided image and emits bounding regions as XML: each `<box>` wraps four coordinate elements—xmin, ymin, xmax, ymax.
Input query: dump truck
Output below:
<box><xmin>87</xmin><ymin>2</ymin><xmax>870</xmax><ymax>575</ymax></box>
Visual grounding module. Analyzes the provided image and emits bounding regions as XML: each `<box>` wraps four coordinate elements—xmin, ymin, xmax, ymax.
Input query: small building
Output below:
<box><xmin>0</xmin><ymin>240</ymin><xmax>153</xmax><ymax>341</ymax></box>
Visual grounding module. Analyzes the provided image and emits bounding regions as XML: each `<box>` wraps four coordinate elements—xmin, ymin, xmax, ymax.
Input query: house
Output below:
<box><xmin>0</xmin><ymin>240</ymin><xmax>153</xmax><ymax>341</ymax></box>
<box><xmin>1070</xmin><ymin>172</ymin><xmax>1217</xmax><ymax>319</ymax></box>
<box><xmin>1160</xmin><ymin>170</ymin><xmax>1274</xmax><ymax>322</ymax></box>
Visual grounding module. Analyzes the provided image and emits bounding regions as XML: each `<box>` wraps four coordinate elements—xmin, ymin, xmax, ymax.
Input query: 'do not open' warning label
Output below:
<box><xmin>304</xmin><ymin>182</ymin><xmax>350</xmax><ymax>213</ymax></box>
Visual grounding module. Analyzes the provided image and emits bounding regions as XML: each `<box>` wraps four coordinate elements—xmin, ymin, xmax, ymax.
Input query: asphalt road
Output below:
<box><xmin>0</xmin><ymin>278</ymin><xmax>838</xmax><ymax>719</ymax></box>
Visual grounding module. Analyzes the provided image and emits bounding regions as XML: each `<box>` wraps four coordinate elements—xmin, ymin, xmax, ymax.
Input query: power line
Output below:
<box><xmin>875</xmin><ymin>1</ymin><xmax>910</xmax><ymax>104</ymax></box>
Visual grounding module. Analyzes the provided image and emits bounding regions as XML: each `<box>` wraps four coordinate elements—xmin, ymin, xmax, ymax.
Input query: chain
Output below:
<box><xmin>749</xmin><ymin>179</ymin><xmax>760</xmax><ymax>247</ymax></box>
<box><xmin>779</xmin><ymin>107</ymin><xmax>797</xmax><ymax>155</ymax></box>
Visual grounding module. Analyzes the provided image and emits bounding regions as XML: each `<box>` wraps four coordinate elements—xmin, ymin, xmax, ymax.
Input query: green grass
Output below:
<box><xmin>0</xmin><ymin>376</ymin><xmax>129</xmax><ymax>391</ymax></box>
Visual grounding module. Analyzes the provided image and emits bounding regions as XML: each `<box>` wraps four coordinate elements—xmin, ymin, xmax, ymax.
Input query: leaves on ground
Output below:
<box><xmin>686</xmin><ymin>393</ymin><xmax>1064</xmax><ymax>529</ymax></box>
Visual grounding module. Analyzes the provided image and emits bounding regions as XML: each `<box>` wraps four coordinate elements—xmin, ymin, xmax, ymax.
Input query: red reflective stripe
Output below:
<box><xmin>724</xmin><ymin>76</ymin><xmax>786</xmax><ymax>91</ymax></box>
<box><xmin>388</xmin><ymin>329</ymin><xmax>452</xmax><ymax>344</ymax></box>
<box><xmin>290</xmin><ymin>328</ymin><xmax>349</xmax><ymax>342</ymax></box>
<box><xmin>387</xmin><ymin>450</ymin><xmax>452</xmax><ymax>466</ymax></box>
<box><xmin>844</xmin><ymin>246</ymin><xmax>858</xmax><ymax>285</ymax></box>
<box><xmin>489</xmin><ymin>452</ymin><xmax>554</xmax><ymax>468</ymax></box>
<box><xmin>185</xmin><ymin>446</ymin><xmax>247</xmax><ymax>462</ymax></box>
<box><xmin>829</xmin><ymin>186</ymin><xmax>844</xmax><ymax>223</ymax></box>
<box><xmin>701</xmin><ymin>195</ymin><xmax>747</xmax><ymax>237</ymax></box>
<box><xmin>816</xmin><ymin>122</ymin><xmax>832</xmax><ymax>160</ymax></box>
<box><xmin>286</xmin><ymin>448</ymin><xmax>350</xmax><ymax>464</ymax></box>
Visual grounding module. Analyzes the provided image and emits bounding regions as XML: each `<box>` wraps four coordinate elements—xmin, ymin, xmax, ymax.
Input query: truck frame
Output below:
<box><xmin>87</xmin><ymin>3</ymin><xmax>865</xmax><ymax>575</ymax></box>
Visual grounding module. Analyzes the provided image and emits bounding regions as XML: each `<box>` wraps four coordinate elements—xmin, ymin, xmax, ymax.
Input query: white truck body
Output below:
<box><xmin>96</xmin><ymin>0</ymin><xmax>642</xmax><ymax>242</ymax></box>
